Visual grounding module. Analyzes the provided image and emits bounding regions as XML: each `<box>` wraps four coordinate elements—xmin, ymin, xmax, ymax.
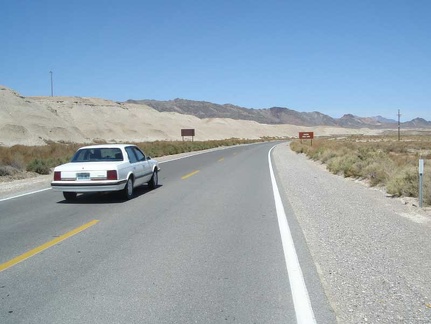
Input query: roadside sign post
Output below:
<box><xmin>181</xmin><ymin>129</ymin><xmax>195</xmax><ymax>142</ymax></box>
<box><xmin>419</xmin><ymin>159</ymin><xmax>424</xmax><ymax>208</ymax></box>
<box><xmin>299</xmin><ymin>132</ymin><xmax>314</xmax><ymax>146</ymax></box>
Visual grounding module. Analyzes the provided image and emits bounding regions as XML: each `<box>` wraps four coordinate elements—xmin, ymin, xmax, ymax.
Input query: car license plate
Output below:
<box><xmin>76</xmin><ymin>172</ymin><xmax>90</xmax><ymax>180</ymax></box>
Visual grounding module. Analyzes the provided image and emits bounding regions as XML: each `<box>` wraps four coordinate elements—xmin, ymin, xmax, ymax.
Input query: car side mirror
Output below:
<box><xmin>146</xmin><ymin>156</ymin><xmax>152</xmax><ymax>160</ymax></box>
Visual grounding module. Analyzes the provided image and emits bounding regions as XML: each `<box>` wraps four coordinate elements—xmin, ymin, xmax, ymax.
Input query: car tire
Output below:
<box><xmin>149</xmin><ymin>170</ymin><xmax>158</xmax><ymax>190</ymax></box>
<box><xmin>63</xmin><ymin>192</ymin><xmax>77</xmax><ymax>201</ymax></box>
<box><xmin>123</xmin><ymin>176</ymin><xmax>134</xmax><ymax>200</ymax></box>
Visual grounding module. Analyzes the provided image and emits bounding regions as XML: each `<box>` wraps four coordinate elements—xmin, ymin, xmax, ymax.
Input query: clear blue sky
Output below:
<box><xmin>2</xmin><ymin>0</ymin><xmax>430</xmax><ymax>121</ymax></box>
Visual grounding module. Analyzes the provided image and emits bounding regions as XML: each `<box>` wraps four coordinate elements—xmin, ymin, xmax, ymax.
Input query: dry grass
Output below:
<box><xmin>290</xmin><ymin>135</ymin><xmax>431</xmax><ymax>205</ymax></box>
<box><xmin>0</xmin><ymin>138</ymin><xmax>267</xmax><ymax>177</ymax></box>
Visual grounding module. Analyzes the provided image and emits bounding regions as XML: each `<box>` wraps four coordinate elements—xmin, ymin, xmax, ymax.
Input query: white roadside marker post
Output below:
<box><xmin>419</xmin><ymin>159</ymin><xmax>424</xmax><ymax>208</ymax></box>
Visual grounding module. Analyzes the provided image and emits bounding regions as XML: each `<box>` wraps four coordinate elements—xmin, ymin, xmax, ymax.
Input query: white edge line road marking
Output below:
<box><xmin>268</xmin><ymin>145</ymin><xmax>317</xmax><ymax>324</ymax></box>
<box><xmin>0</xmin><ymin>156</ymin><xmax>179</xmax><ymax>202</ymax></box>
<box><xmin>0</xmin><ymin>155</ymin><xmax>196</xmax><ymax>202</ymax></box>
<box><xmin>0</xmin><ymin>188</ymin><xmax>51</xmax><ymax>202</ymax></box>
<box><xmin>0</xmin><ymin>142</ymin><xmax>264</xmax><ymax>202</ymax></box>
<box><xmin>157</xmin><ymin>142</ymin><xmax>257</xmax><ymax>163</ymax></box>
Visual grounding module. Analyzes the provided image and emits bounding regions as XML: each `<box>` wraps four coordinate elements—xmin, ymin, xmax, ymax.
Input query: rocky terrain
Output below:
<box><xmin>129</xmin><ymin>98</ymin><xmax>431</xmax><ymax>128</ymax></box>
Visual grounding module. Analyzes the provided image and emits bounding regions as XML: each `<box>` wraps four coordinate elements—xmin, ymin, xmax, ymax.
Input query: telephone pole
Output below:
<box><xmin>397</xmin><ymin>109</ymin><xmax>401</xmax><ymax>141</ymax></box>
<box><xmin>49</xmin><ymin>71</ymin><xmax>53</xmax><ymax>97</ymax></box>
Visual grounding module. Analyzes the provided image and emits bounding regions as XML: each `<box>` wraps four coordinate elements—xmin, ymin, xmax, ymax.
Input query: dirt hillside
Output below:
<box><xmin>0</xmin><ymin>86</ymin><xmax>383</xmax><ymax>146</ymax></box>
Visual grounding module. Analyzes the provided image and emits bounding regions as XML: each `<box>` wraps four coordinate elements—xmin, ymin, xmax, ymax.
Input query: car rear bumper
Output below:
<box><xmin>51</xmin><ymin>180</ymin><xmax>127</xmax><ymax>193</ymax></box>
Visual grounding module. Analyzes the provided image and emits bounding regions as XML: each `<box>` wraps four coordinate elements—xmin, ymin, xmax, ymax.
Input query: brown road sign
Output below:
<box><xmin>299</xmin><ymin>132</ymin><xmax>314</xmax><ymax>139</ymax></box>
<box><xmin>181</xmin><ymin>129</ymin><xmax>195</xmax><ymax>141</ymax></box>
<box><xmin>181</xmin><ymin>129</ymin><xmax>195</xmax><ymax>137</ymax></box>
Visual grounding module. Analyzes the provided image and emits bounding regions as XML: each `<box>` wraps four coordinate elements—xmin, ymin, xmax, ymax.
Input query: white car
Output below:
<box><xmin>51</xmin><ymin>144</ymin><xmax>160</xmax><ymax>201</ymax></box>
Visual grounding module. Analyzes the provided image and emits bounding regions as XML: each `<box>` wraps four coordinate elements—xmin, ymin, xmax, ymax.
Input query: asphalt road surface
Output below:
<box><xmin>0</xmin><ymin>142</ymin><xmax>335</xmax><ymax>323</ymax></box>
<box><xmin>4</xmin><ymin>142</ymin><xmax>429</xmax><ymax>323</ymax></box>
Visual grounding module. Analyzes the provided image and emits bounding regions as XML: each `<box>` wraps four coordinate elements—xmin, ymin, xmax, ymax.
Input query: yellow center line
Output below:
<box><xmin>0</xmin><ymin>219</ymin><xmax>99</xmax><ymax>273</ymax></box>
<box><xmin>218</xmin><ymin>158</ymin><xmax>224</xmax><ymax>162</ymax></box>
<box><xmin>181</xmin><ymin>170</ymin><xmax>200</xmax><ymax>180</ymax></box>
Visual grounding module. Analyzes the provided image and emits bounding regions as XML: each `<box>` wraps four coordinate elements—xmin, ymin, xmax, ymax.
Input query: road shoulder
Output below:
<box><xmin>271</xmin><ymin>142</ymin><xmax>431</xmax><ymax>323</ymax></box>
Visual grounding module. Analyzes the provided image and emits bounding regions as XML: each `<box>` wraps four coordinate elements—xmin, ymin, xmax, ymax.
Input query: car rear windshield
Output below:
<box><xmin>71</xmin><ymin>148</ymin><xmax>123</xmax><ymax>162</ymax></box>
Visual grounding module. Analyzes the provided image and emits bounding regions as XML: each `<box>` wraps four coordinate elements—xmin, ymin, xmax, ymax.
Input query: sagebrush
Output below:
<box><xmin>0</xmin><ymin>138</ymin><xmax>267</xmax><ymax>176</ymax></box>
<box><xmin>290</xmin><ymin>135</ymin><xmax>431</xmax><ymax>205</ymax></box>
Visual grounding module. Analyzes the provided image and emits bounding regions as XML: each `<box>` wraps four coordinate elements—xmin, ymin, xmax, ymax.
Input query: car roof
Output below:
<box><xmin>78</xmin><ymin>144</ymin><xmax>136</xmax><ymax>150</ymax></box>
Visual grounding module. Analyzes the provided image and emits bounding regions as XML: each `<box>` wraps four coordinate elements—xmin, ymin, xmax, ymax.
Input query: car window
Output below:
<box><xmin>133</xmin><ymin>147</ymin><xmax>146</xmax><ymax>161</ymax></box>
<box><xmin>71</xmin><ymin>148</ymin><xmax>124</xmax><ymax>162</ymax></box>
<box><xmin>125</xmin><ymin>147</ymin><xmax>138</xmax><ymax>163</ymax></box>
<box><xmin>71</xmin><ymin>149</ymin><xmax>102</xmax><ymax>162</ymax></box>
<box><xmin>110</xmin><ymin>149</ymin><xmax>123</xmax><ymax>161</ymax></box>
<box><xmin>100</xmin><ymin>148</ymin><xmax>123</xmax><ymax>161</ymax></box>
<box><xmin>71</xmin><ymin>149</ymin><xmax>88</xmax><ymax>162</ymax></box>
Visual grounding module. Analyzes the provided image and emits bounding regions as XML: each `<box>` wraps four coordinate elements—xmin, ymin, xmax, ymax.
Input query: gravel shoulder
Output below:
<box><xmin>272</xmin><ymin>142</ymin><xmax>431</xmax><ymax>323</ymax></box>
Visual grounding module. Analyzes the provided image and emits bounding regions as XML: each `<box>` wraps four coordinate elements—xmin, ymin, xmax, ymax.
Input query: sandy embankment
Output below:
<box><xmin>0</xmin><ymin>85</ymin><xmax>384</xmax><ymax>147</ymax></box>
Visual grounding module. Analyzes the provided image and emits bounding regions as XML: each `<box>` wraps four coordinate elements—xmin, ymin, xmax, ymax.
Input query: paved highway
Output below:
<box><xmin>0</xmin><ymin>143</ymin><xmax>335</xmax><ymax>323</ymax></box>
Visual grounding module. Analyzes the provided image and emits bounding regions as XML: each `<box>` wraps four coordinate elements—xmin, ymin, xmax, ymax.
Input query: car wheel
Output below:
<box><xmin>123</xmin><ymin>176</ymin><xmax>134</xmax><ymax>200</ymax></box>
<box><xmin>149</xmin><ymin>170</ymin><xmax>158</xmax><ymax>190</ymax></box>
<box><xmin>63</xmin><ymin>192</ymin><xmax>77</xmax><ymax>201</ymax></box>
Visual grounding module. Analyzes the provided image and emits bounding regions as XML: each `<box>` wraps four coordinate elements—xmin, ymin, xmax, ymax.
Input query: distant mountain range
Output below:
<box><xmin>127</xmin><ymin>98</ymin><xmax>431</xmax><ymax>129</ymax></box>
<box><xmin>2</xmin><ymin>84</ymin><xmax>429</xmax><ymax>147</ymax></box>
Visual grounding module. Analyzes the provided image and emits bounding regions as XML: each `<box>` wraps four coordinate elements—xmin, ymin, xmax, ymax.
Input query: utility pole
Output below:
<box><xmin>397</xmin><ymin>109</ymin><xmax>401</xmax><ymax>141</ymax></box>
<box><xmin>49</xmin><ymin>71</ymin><xmax>53</xmax><ymax>97</ymax></box>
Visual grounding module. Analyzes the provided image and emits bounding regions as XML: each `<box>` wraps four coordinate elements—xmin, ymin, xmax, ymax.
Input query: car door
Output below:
<box><xmin>134</xmin><ymin>146</ymin><xmax>153</xmax><ymax>183</ymax></box>
<box><xmin>125</xmin><ymin>146</ymin><xmax>145</xmax><ymax>186</ymax></box>
<box><xmin>125</xmin><ymin>146</ymin><xmax>151</xmax><ymax>186</ymax></box>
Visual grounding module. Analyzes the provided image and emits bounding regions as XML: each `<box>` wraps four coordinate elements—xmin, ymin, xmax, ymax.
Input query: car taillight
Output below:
<box><xmin>107</xmin><ymin>170</ymin><xmax>117</xmax><ymax>180</ymax></box>
<box><xmin>54</xmin><ymin>171</ymin><xmax>61</xmax><ymax>181</ymax></box>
